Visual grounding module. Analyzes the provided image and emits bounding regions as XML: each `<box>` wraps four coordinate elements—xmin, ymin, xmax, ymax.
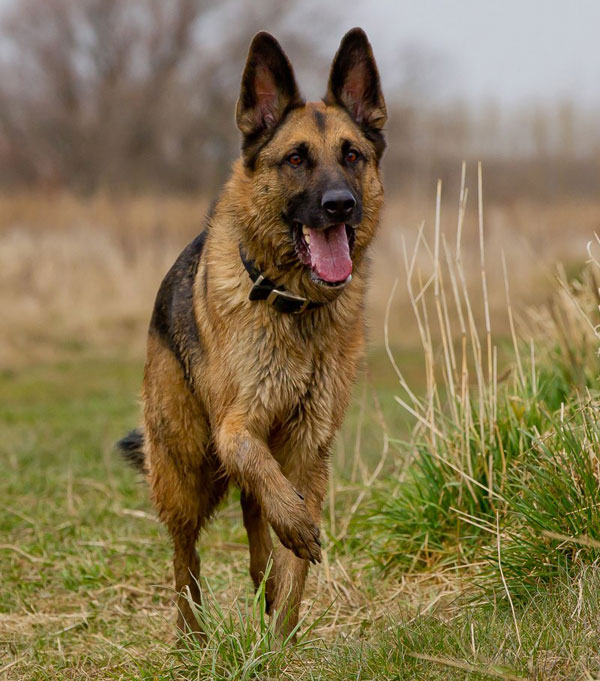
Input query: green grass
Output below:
<box><xmin>1</xmin><ymin>351</ymin><xmax>599</xmax><ymax>680</ymax></box>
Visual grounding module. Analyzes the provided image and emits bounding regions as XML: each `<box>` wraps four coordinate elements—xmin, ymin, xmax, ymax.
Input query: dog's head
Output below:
<box><xmin>235</xmin><ymin>28</ymin><xmax>386</xmax><ymax>301</ymax></box>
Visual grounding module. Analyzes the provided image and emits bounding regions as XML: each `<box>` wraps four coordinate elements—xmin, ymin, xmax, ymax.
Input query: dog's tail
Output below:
<box><xmin>116</xmin><ymin>428</ymin><xmax>146</xmax><ymax>474</ymax></box>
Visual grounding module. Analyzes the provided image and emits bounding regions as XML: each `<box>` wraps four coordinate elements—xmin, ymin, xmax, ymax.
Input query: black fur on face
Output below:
<box><xmin>281</xmin><ymin>176</ymin><xmax>363</xmax><ymax>232</ymax></box>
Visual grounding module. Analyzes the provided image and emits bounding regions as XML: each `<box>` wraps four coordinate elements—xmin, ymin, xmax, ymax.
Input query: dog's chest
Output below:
<box><xmin>249</xmin><ymin>322</ymin><xmax>337</xmax><ymax>426</ymax></box>
<box><xmin>253</xmin><ymin>334</ymin><xmax>317</xmax><ymax>412</ymax></box>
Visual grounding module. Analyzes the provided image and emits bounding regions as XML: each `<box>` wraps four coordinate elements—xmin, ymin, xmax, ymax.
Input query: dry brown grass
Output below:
<box><xmin>1</xmin><ymin>185</ymin><xmax>598</xmax><ymax>367</ymax></box>
<box><xmin>0</xmin><ymin>192</ymin><xmax>208</xmax><ymax>366</ymax></box>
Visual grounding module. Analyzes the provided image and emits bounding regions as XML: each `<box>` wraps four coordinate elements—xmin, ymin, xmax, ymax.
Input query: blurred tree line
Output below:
<box><xmin>0</xmin><ymin>0</ymin><xmax>599</xmax><ymax>200</ymax></box>
<box><xmin>0</xmin><ymin>0</ymin><xmax>269</xmax><ymax>193</ymax></box>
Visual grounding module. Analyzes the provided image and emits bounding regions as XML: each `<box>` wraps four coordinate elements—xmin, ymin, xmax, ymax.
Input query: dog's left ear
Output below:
<box><xmin>325</xmin><ymin>28</ymin><xmax>387</xmax><ymax>134</ymax></box>
<box><xmin>236</xmin><ymin>32</ymin><xmax>303</xmax><ymax>146</ymax></box>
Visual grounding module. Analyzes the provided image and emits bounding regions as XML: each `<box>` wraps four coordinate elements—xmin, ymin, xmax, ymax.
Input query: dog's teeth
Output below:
<box><xmin>302</xmin><ymin>225</ymin><xmax>309</xmax><ymax>235</ymax></box>
<box><xmin>305</xmin><ymin>234</ymin><xmax>310</xmax><ymax>244</ymax></box>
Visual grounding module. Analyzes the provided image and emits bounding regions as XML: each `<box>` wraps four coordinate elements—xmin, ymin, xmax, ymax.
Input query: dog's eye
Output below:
<box><xmin>345</xmin><ymin>149</ymin><xmax>360</xmax><ymax>164</ymax></box>
<box><xmin>286</xmin><ymin>153</ymin><xmax>303</xmax><ymax>167</ymax></box>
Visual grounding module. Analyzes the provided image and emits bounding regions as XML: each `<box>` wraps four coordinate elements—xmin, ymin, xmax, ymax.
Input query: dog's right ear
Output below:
<box><xmin>236</xmin><ymin>32</ymin><xmax>302</xmax><ymax>157</ymax></box>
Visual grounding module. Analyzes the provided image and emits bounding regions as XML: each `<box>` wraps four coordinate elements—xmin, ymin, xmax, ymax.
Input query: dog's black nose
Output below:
<box><xmin>321</xmin><ymin>189</ymin><xmax>356</xmax><ymax>219</ymax></box>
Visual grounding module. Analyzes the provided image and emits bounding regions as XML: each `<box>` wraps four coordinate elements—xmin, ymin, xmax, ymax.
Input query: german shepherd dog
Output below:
<box><xmin>117</xmin><ymin>27</ymin><xmax>386</xmax><ymax>639</ymax></box>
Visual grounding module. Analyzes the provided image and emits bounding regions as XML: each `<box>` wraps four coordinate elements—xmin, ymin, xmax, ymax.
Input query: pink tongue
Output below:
<box><xmin>308</xmin><ymin>224</ymin><xmax>352</xmax><ymax>283</ymax></box>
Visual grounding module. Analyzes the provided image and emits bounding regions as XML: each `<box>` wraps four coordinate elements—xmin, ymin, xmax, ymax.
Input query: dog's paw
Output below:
<box><xmin>270</xmin><ymin>502</ymin><xmax>322</xmax><ymax>564</ymax></box>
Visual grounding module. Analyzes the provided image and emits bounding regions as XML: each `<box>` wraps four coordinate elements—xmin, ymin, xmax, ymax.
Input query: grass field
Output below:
<box><xmin>2</xmin><ymin>352</ymin><xmax>600</xmax><ymax>680</ymax></box>
<box><xmin>2</xmin><ymin>181</ymin><xmax>600</xmax><ymax>680</ymax></box>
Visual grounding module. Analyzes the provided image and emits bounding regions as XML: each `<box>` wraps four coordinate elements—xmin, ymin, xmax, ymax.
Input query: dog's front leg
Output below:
<box><xmin>270</xmin><ymin>453</ymin><xmax>329</xmax><ymax>638</ymax></box>
<box><xmin>215</xmin><ymin>416</ymin><xmax>322</xmax><ymax>564</ymax></box>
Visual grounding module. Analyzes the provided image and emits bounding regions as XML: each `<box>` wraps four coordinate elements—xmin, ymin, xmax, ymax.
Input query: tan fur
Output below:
<box><xmin>137</xmin><ymin>29</ymin><xmax>386</xmax><ymax>640</ymax></box>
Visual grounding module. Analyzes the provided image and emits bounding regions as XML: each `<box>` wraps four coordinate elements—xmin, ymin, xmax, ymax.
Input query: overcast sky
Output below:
<box><xmin>283</xmin><ymin>0</ymin><xmax>600</xmax><ymax>109</ymax></box>
<box><xmin>2</xmin><ymin>0</ymin><xmax>598</xmax><ymax>109</ymax></box>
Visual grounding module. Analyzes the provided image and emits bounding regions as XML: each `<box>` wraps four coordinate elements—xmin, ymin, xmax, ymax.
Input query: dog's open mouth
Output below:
<box><xmin>293</xmin><ymin>222</ymin><xmax>355</xmax><ymax>286</ymax></box>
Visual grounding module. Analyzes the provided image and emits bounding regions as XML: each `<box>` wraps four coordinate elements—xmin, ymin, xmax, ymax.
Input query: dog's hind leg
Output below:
<box><xmin>148</xmin><ymin>444</ymin><xmax>229</xmax><ymax>639</ymax></box>
<box><xmin>169</xmin><ymin>508</ymin><xmax>203</xmax><ymax>637</ymax></box>
<box><xmin>143</xmin><ymin>338</ymin><xmax>228</xmax><ymax>640</ymax></box>
<box><xmin>241</xmin><ymin>491</ymin><xmax>276</xmax><ymax>608</ymax></box>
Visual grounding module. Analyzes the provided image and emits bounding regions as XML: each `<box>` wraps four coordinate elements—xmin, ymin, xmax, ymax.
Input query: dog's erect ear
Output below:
<box><xmin>236</xmin><ymin>32</ymin><xmax>302</xmax><ymax>143</ymax></box>
<box><xmin>325</xmin><ymin>28</ymin><xmax>387</xmax><ymax>133</ymax></box>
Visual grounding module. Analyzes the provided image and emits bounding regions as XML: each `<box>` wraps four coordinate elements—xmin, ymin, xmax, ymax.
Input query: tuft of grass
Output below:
<box><xmin>165</xmin><ymin>564</ymin><xmax>324</xmax><ymax>681</ymax></box>
<box><xmin>368</xmin><ymin>164</ymin><xmax>600</xmax><ymax>599</ymax></box>
<box><xmin>494</xmin><ymin>395</ymin><xmax>600</xmax><ymax>594</ymax></box>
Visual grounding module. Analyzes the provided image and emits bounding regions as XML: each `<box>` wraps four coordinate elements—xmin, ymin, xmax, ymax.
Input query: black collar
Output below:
<box><xmin>239</xmin><ymin>245</ymin><xmax>323</xmax><ymax>314</ymax></box>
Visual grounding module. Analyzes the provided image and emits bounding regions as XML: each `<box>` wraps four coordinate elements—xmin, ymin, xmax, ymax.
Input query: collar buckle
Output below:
<box><xmin>242</xmin><ymin>245</ymin><xmax>318</xmax><ymax>314</ymax></box>
<box><xmin>265</xmin><ymin>287</ymin><xmax>309</xmax><ymax>314</ymax></box>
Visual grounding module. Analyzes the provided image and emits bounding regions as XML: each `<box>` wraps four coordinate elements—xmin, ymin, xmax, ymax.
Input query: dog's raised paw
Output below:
<box><xmin>270</xmin><ymin>504</ymin><xmax>322</xmax><ymax>563</ymax></box>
